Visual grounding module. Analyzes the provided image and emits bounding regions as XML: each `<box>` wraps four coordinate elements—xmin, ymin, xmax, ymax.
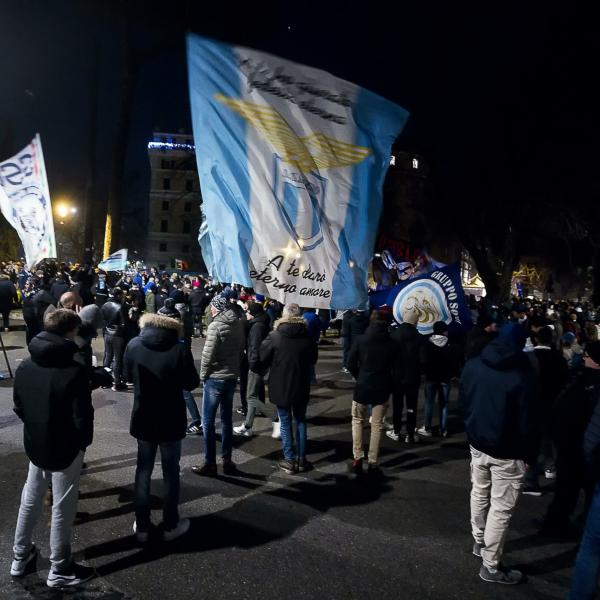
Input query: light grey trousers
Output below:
<box><xmin>13</xmin><ymin>452</ymin><xmax>84</xmax><ymax>570</ymax></box>
<box><xmin>469</xmin><ymin>446</ymin><xmax>526</xmax><ymax>569</ymax></box>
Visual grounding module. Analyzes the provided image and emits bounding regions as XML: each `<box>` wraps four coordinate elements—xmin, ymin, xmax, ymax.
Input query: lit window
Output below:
<box><xmin>412</xmin><ymin>158</ymin><xmax>419</xmax><ymax>169</ymax></box>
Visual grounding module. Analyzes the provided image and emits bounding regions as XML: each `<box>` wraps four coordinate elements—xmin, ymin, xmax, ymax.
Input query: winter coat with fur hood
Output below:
<box><xmin>124</xmin><ymin>313</ymin><xmax>199</xmax><ymax>442</ymax></box>
<box><xmin>259</xmin><ymin>316</ymin><xmax>317</xmax><ymax>409</ymax></box>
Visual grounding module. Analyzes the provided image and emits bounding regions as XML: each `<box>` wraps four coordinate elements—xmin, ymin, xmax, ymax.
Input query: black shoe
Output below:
<box><xmin>191</xmin><ymin>463</ymin><xmax>217</xmax><ymax>477</ymax></box>
<box><xmin>522</xmin><ymin>484</ymin><xmax>542</xmax><ymax>497</ymax></box>
<box><xmin>47</xmin><ymin>562</ymin><xmax>95</xmax><ymax>588</ymax></box>
<box><xmin>222</xmin><ymin>459</ymin><xmax>237</xmax><ymax>476</ymax></box>
<box><xmin>472</xmin><ymin>542</ymin><xmax>484</xmax><ymax>557</ymax></box>
<box><xmin>278</xmin><ymin>459</ymin><xmax>297</xmax><ymax>474</ymax></box>
<box><xmin>479</xmin><ymin>563</ymin><xmax>523</xmax><ymax>585</ymax></box>
<box><xmin>236</xmin><ymin>407</ymin><xmax>247</xmax><ymax>416</ymax></box>
<box><xmin>297</xmin><ymin>458</ymin><xmax>312</xmax><ymax>473</ymax></box>
<box><xmin>367</xmin><ymin>463</ymin><xmax>383</xmax><ymax>478</ymax></box>
<box><xmin>186</xmin><ymin>423</ymin><xmax>203</xmax><ymax>435</ymax></box>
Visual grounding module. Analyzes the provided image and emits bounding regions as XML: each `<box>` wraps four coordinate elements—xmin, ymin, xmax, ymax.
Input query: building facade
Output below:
<box><xmin>145</xmin><ymin>131</ymin><xmax>204</xmax><ymax>271</ymax></box>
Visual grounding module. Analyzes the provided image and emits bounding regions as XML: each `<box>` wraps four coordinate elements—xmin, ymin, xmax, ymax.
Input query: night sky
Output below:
<box><xmin>1</xmin><ymin>2</ymin><xmax>598</xmax><ymax>253</ymax></box>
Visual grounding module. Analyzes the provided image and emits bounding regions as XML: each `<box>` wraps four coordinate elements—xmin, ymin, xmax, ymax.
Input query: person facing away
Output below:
<box><xmin>124</xmin><ymin>312</ymin><xmax>200</xmax><ymax>543</ymax></box>
<box><xmin>192</xmin><ymin>294</ymin><xmax>245</xmax><ymax>477</ymax></box>
<box><xmin>260</xmin><ymin>302</ymin><xmax>317</xmax><ymax>474</ymax></box>
<box><xmin>567</xmin><ymin>385</ymin><xmax>600</xmax><ymax>599</ymax></box>
<box><xmin>101</xmin><ymin>287</ymin><xmax>130</xmax><ymax>391</ymax></box>
<box><xmin>465</xmin><ymin>313</ymin><xmax>498</xmax><ymax>360</ymax></box>
<box><xmin>541</xmin><ymin>340</ymin><xmax>600</xmax><ymax>538</ymax></box>
<box><xmin>234</xmin><ymin>301</ymin><xmax>271</xmax><ymax>437</ymax></box>
<box><xmin>11</xmin><ymin>309</ymin><xmax>95</xmax><ymax>588</ymax></box>
<box><xmin>417</xmin><ymin>320</ymin><xmax>460</xmax><ymax>438</ymax></box>
<box><xmin>347</xmin><ymin>310</ymin><xmax>394</xmax><ymax>477</ymax></box>
<box><xmin>0</xmin><ymin>271</ymin><xmax>18</xmax><ymax>331</ymax></box>
<box><xmin>460</xmin><ymin>323</ymin><xmax>540</xmax><ymax>585</ymax></box>
<box><xmin>341</xmin><ymin>309</ymin><xmax>369</xmax><ymax>371</ymax></box>
<box><xmin>387</xmin><ymin>308</ymin><xmax>422</xmax><ymax>444</ymax></box>
<box><xmin>522</xmin><ymin>325</ymin><xmax>569</xmax><ymax>495</ymax></box>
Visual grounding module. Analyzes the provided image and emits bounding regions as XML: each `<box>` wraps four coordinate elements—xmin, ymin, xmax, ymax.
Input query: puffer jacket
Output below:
<box><xmin>200</xmin><ymin>308</ymin><xmax>246</xmax><ymax>380</ymax></box>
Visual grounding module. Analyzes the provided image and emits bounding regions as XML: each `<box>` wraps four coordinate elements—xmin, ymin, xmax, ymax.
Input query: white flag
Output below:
<box><xmin>0</xmin><ymin>134</ymin><xmax>56</xmax><ymax>267</ymax></box>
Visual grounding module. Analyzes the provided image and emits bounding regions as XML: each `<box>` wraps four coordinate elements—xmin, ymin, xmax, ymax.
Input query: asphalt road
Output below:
<box><xmin>0</xmin><ymin>324</ymin><xmax>584</xmax><ymax>599</ymax></box>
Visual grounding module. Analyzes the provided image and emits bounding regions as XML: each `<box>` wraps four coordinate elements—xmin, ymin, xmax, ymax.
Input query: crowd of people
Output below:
<box><xmin>1</xmin><ymin>259</ymin><xmax>599</xmax><ymax>596</ymax></box>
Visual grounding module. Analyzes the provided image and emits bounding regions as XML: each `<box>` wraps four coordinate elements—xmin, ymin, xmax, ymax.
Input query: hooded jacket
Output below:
<box><xmin>259</xmin><ymin>316</ymin><xmax>317</xmax><ymax>409</ymax></box>
<box><xmin>101</xmin><ymin>298</ymin><xmax>129</xmax><ymax>337</ymax></box>
<box><xmin>13</xmin><ymin>331</ymin><xmax>94</xmax><ymax>470</ymax></box>
<box><xmin>124</xmin><ymin>313</ymin><xmax>200</xmax><ymax>442</ymax></box>
<box><xmin>347</xmin><ymin>322</ymin><xmax>393</xmax><ymax>405</ymax></box>
<box><xmin>200</xmin><ymin>308</ymin><xmax>246</xmax><ymax>380</ymax></box>
<box><xmin>247</xmin><ymin>312</ymin><xmax>271</xmax><ymax>374</ymax></box>
<box><xmin>460</xmin><ymin>338</ymin><xmax>540</xmax><ymax>463</ymax></box>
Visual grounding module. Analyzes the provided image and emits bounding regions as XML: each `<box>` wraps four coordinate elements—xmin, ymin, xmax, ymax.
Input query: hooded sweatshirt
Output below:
<box><xmin>421</xmin><ymin>334</ymin><xmax>458</xmax><ymax>383</ymax></box>
<box><xmin>460</xmin><ymin>337</ymin><xmax>540</xmax><ymax>463</ymax></box>
<box><xmin>13</xmin><ymin>331</ymin><xmax>93</xmax><ymax>470</ymax></box>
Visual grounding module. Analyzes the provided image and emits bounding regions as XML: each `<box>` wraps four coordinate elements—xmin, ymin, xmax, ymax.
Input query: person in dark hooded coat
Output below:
<box><xmin>124</xmin><ymin>312</ymin><xmax>199</xmax><ymax>542</ymax></box>
<box><xmin>259</xmin><ymin>303</ymin><xmax>317</xmax><ymax>474</ymax></box>
<box><xmin>346</xmin><ymin>310</ymin><xmax>394</xmax><ymax>476</ymax></box>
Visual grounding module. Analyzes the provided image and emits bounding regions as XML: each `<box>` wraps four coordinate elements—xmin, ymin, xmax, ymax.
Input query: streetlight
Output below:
<box><xmin>54</xmin><ymin>201</ymin><xmax>79</xmax><ymax>261</ymax></box>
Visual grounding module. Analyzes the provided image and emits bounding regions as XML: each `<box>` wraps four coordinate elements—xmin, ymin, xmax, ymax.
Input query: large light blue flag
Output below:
<box><xmin>187</xmin><ymin>35</ymin><xmax>409</xmax><ymax>309</ymax></box>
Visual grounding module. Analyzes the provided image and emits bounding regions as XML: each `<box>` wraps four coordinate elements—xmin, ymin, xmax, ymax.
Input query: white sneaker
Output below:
<box><xmin>544</xmin><ymin>468</ymin><xmax>557</xmax><ymax>480</ymax></box>
<box><xmin>342</xmin><ymin>367</ymin><xmax>349</xmax><ymax>374</ymax></box>
<box><xmin>163</xmin><ymin>518</ymin><xmax>190</xmax><ymax>542</ymax></box>
<box><xmin>233</xmin><ymin>424</ymin><xmax>253</xmax><ymax>437</ymax></box>
<box><xmin>133</xmin><ymin>521</ymin><xmax>149</xmax><ymax>543</ymax></box>
<box><xmin>416</xmin><ymin>426</ymin><xmax>433</xmax><ymax>437</ymax></box>
<box><xmin>11</xmin><ymin>545</ymin><xmax>37</xmax><ymax>576</ymax></box>
<box><xmin>272</xmin><ymin>421</ymin><xmax>281</xmax><ymax>439</ymax></box>
<box><xmin>385</xmin><ymin>430</ymin><xmax>400</xmax><ymax>442</ymax></box>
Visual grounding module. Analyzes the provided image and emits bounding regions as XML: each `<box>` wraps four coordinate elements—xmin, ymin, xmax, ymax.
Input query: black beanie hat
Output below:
<box><xmin>247</xmin><ymin>301</ymin><xmax>264</xmax><ymax>316</ymax></box>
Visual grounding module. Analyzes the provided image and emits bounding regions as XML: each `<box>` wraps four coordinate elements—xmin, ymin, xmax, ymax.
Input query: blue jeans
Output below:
<box><xmin>184</xmin><ymin>390</ymin><xmax>201</xmax><ymax>426</ymax></box>
<box><xmin>134</xmin><ymin>440</ymin><xmax>181</xmax><ymax>531</ymax></box>
<box><xmin>424</xmin><ymin>382</ymin><xmax>450</xmax><ymax>431</ymax></box>
<box><xmin>277</xmin><ymin>404</ymin><xmax>307</xmax><ymax>461</ymax></box>
<box><xmin>202</xmin><ymin>378</ymin><xmax>236</xmax><ymax>464</ymax></box>
<box><xmin>568</xmin><ymin>482</ymin><xmax>600</xmax><ymax>599</ymax></box>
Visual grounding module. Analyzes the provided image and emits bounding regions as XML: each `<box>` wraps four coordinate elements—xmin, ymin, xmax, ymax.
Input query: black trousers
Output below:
<box><xmin>104</xmin><ymin>334</ymin><xmax>126</xmax><ymax>385</ymax></box>
<box><xmin>546</xmin><ymin>452</ymin><xmax>594</xmax><ymax>526</ymax></box>
<box><xmin>0</xmin><ymin>307</ymin><xmax>10</xmax><ymax>330</ymax></box>
<box><xmin>392</xmin><ymin>383</ymin><xmax>420</xmax><ymax>435</ymax></box>
<box><xmin>191</xmin><ymin>308</ymin><xmax>204</xmax><ymax>335</ymax></box>
<box><xmin>238</xmin><ymin>356</ymin><xmax>249</xmax><ymax>410</ymax></box>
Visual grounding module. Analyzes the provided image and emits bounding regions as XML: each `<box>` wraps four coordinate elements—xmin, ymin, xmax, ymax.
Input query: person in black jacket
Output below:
<box><xmin>234</xmin><ymin>302</ymin><xmax>271</xmax><ymax>437</ymax></box>
<box><xmin>522</xmin><ymin>326</ymin><xmax>569</xmax><ymax>495</ymax></box>
<box><xmin>188</xmin><ymin>284</ymin><xmax>206</xmax><ymax>337</ymax></box>
<box><xmin>11</xmin><ymin>309</ymin><xmax>95</xmax><ymax>588</ymax></box>
<box><xmin>347</xmin><ymin>310</ymin><xmax>394</xmax><ymax>476</ymax></box>
<box><xmin>417</xmin><ymin>321</ymin><xmax>460</xmax><ymax>438</ymax></box>
<box><xmin>568</xmin><ymin>387</ymin><xmax>600</xmax><ymax>599</ymax></box>
<box><xmin>260</xmin><ymin>303</ymin><xmax>317</xmax><ymax>474</ymax></box>
<box><xmin>0</xmin><ymin>272</ymin><xmax>18</xmax><ymax>331</ymax></box>
<box><xmin>49</xmin><ymin>273</ymin><xmax>70</xmax><ymax>305</ymax></box>
<box><xmin>460</xmin><ymin>323</ymin><xmax>540</xmax><ymax>585</ymax></box>
<box><xmin>101</xmin><ymin>288</ymin><xmax>130</xmax><ymax>391</ymax></box>
<box><xmin>32</xmin><ymin>284</ymin><xmax>57</xmax><ymax>334</ymax></box>
<box><xmin>341</xmin><ymin>309</ymin><xmax>369</xmax><ymax>371</ymax></box>
<box><xmin>465</xmin><ymin>314</ymin><xmax>498</xmax><ymax>360</ymax></box>
<box><xmin>21</xmin><ymin>278</ymin><xmax>40</xmax><ymax>344</ymax></box>
<box><xmin>387</xmin><ymin>308</ymin><xmax>422</xmax><ymax>444</ymax></box>
<box><xmin>124</xmin><ymin>312</ymin><xmax>200</xmax><ymax>543</ymax></box>
<box><xmin>541</xmin><ymin>341</ymin><xmax>600</xmax><ymax>537</ymax></box>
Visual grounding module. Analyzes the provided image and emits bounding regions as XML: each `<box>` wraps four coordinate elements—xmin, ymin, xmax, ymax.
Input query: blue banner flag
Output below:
<box><xmin>370</xmin><ymin>264</ymin><xmax>473</xmax><ymax>335</ymax></box>
<box><xmin>98</xmin><ymin>248</ymin><xmax>128</xmax><ymax>272</ymax></box>
<box><xmin>187</xmin><ymin>35</ymin><xmax>409</xmax><ymax>309</ymax></box>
